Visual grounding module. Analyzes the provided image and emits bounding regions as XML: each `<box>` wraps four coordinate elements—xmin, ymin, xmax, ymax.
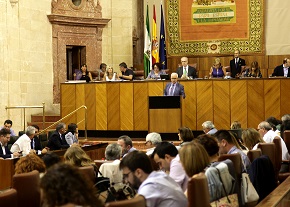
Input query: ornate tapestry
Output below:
<box><xmin>166</xmin><ymin>0</ymin><xmax>264</xmax><ymax>56</ymax></box>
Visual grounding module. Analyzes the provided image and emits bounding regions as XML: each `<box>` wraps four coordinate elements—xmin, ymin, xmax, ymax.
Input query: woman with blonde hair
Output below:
<box><xmin>242</xmin><ymin>128</ymin><xmax>265</xmax><ymax>150</ymax></box>
<box><xmin>209</xmin><ymin>58</ymin><xmax>226</xmax><ymax>78</ymax></box>
<box><xmin>103</xmin><ymin>66</ymin><xmax>117</xmax><ymax>81</ymax></box>
<box><xmin>243</xmin><ymin>61</ymin><xmax>262</xmax><ymax>78</ymax></box>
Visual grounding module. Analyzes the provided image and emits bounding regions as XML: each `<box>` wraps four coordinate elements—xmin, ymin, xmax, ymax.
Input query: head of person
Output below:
<box><xmin>214</xmin><ymin>58</ymin><xmax>221</xmax><ymax>68</ymax></box>
<box><xmin>283</xmin><ymin>58</ymin><xmax>290</xmax><ymax>67</ymax></box>
<box><xmin>42</xmin><ymin>151</ymin><xmax>61</xmax><ymax>169</ymax></box>
<box><xmin>145</xmin><ymin>132</ymin><xmax>162</xmax><ymax>147</ymax></box>
<box><xmin>67</xmin><ymin>123</ymin><xmax>78</xmax><ymax>134</ymax></box>
<box><xmin>106</xmin><ymin>66</ymin><xmax>114</xmax><ymax>75</ymax></box>
<box><xmin>0</xmin><ymin>128</ymin><xmax>11</xmax><ymax>146</ymax></box>
<box><xmin>234</xmin><ymin>49</ymin><xmax>240</xmax><ymax>58</ymax></box>
<box><xmin>196</xmin><ymin>134</ymin><xmax>219</xmax><ymax>159</ymax></box>
<box><xmin>25</xmin><ymin>126</ymin><xmax>36</xmax><ymax>140</ymax></box>
<box><xmin>151</xmin><ymin>141</ymin><xmax>178</xmax><ymax>171</ymax></box>
<box><xmin>152</xmin><ymin>63</ymin><xmax>162</xmax><ymax>73</ymax></box>
<box><xmin>40</xmin><ymin>163</ymin><xmax>101</xmax><ymax>207</ymax></box>
<box><xmin>266</xmin><ymin>116</ymin><xmax>281</xmax><ymax>126</ymax></box>
<box><xmin>242</xmin><ymin>128</ymin><xmax>264</xmax><ymax>150</ymax></box>
<box><xmin>31</xmin><ymin>125</ymin><xmax>40</xmax><ymax>137</ymax></box>
<box><xmin>215</xmin><ymin>130</ymin><xmax>236</xmax><ymax>155</ymax></box>
<box><xmin>100</xmin><ymin>63</ymin><xmax>107</xmax><ymax>71</ymax></box>
<box><xmin>281</xmin><ymin>114</ymin><xmax>290</xmax><ymax>122</ymax></box>
<box><xmin>119</xmin><ymin>151</ymin><xmax>153</xmax><ymax>190</ymax></box>
<box><xmin>178</xmin><ymin>127</ymin><xmax>194</xmax><ymax>142</ymax></box>
<box><xmin>202</xmin><ymin>121</ymin><xmax>215</xmax><ymax>134</ymax></box>
<box><xmin>15</xmin><ymin>153</ymin><xmax>46</xmax><ymax>174</ymax></box>
<box><xmin>105</xmin><ymin>143</ymin><xmax>122</xmax><ymax>160</ymax></box>
<box><xmin>181</xmin><ymin>57</ymin><xmax>188</xmax><ymax>67</ymax></box>
<box><xmin>56</xmin><ymin>123</ymin><xmax>66</xmax><ymax>135</ymax></box>
<box><xmin>117</xmin><ymin>135</ymin><xmax>133</xmax><ymax>156</ymax></box>
<box><xmin>81</xmin><ymin>64</ymin><xmax>88</xmax><ymax>73</ymax></box>
<box><xmin>257</xmin><ymin>121</ymin><xmax>272</xmax><ymax>137</ymax></box>
<box><xmin>250</xmin><ymin>61</ymin><xmax>259</xmax><ymax>72</ymax></box>
<box><xmin>171</xmin><ymin>72</ymin><xmax>178</xmax><ymax>84</ymax></box>
<box><xmin>119</xmin><ymin>62</ymin><xmax>127</xmax><ymax>72</ymax></box>
<box><xmin>3</xmin><ymin>119</ymin><xmax>13</xmax><ymax>130</ymax></box>
<box><xmin>230</xmin><ymin>121</ymin><xmax>241</xmax><ymax>130</ymax></box>
<box><xmin>179</xmin><ymin>141</ymin><xmax>210</xmax><ymax>177</ymax></box>
<box><xmin>64</xmin><ymin>145</ymin><xmax>93</xmax><ymax>167</ymax></box>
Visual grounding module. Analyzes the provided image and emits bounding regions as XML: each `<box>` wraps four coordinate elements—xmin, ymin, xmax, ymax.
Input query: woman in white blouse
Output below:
<box><xmin>64</xmin><ymin>123</ymin><xmax>78</xmax><ymax>145</ymax></box>
<box><xmin>103</xmin><ymin>66</ymin><xmax>117</xmax><ymax>81</ymax></box>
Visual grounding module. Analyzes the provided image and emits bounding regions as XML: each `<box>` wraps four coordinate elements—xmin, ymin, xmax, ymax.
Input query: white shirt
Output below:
<box><xmin>99</xmin><ymin>160</ymin><xmax>122</xmax><ymax>184</ymax></box>
<box><xmin>169</xmin><ymin>155</ymin><xmax>188</xmax><ymax>192</ymax></box>
<box><xmin>10</xmin><ymin>134</ymin><xmax>31</xmax><ymax>156</ymax></box>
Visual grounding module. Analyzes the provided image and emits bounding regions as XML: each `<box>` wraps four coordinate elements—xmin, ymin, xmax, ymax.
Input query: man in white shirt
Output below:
<box><xmin>120</xmin><ymin>151</ymin><xmax>188</xmax><ymax>207</ymax></box>
<box><xmin>10</xmin><ymin>126</ymin><xmax>36</xmax><ymax>156</ymax></box>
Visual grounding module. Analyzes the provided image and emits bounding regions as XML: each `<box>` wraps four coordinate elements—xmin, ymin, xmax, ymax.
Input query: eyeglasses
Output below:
<box><xmin>123</xmin><ymin>171</ymin><xmax>132</xmax><ymax>180</ymax></box>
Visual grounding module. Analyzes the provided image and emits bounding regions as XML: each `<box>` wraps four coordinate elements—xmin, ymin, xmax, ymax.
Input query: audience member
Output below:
<box><xmin>14</xmin><ymin>153</ymin><xmax>46</xmax><ymax>175</ymax></box>
<box><xmin>178</xmin><ymin>126</ymin><xmax>194</xmax><ymax>147</ymax></box>
<box><xmin>164</xmin><ymin>72</ymin><xmax>186</xmax><ymax>98</ymax></box>
<box><xmin>42</xmin><ymin>151</ymin><xmax>61</xmax><ymax>169</ymax></box>
<box><xmin>40</xmin><ymin>163</ymin><xmax>102</xmax><ymax>207</ymax></box>
<box><xmin>230</xmin><ymin>121</ymin><xmax>241</xmax><ymax>129</ymax></box>
<box><xmin>152</xmin><ymin>141</ymin><xmax>188</xmax><ymax>192</ymax></box>
<box><xmin>117</xmin><ymin>135</ymin><xmax>136</xmax><ymax>157</ymax></box>
<box><xmin>79</xmin><ymin>64</ymin><xmax>93</xmax><ymax>82</ymax></box>
<box><xmin>243</xmin><ymin>61</ymin><xmax>262</xmax><ymax>78</ymax></box>
<box><xmin>242</xmin><ymin>128</ymin><xmax>265</xmax><ymax>150</ymax></box>
<box><xmin>280</xmin><ymin>114</ymin><xmax>290</xmax><ymax>139</ymax></box>
<box><xmin>146</xmin><ymin>63</ymin><xmax>166</xmax><ymax>79</ymax></box>
<box><xmin>196</xmin><ymin>134</ymin><xmax>219</xmax><ymax>162</ymax></box>
<box><xmin>30</xmin><ymin>124</ymin><xmax>47</xmax><ymax>154</ymax></box>
<box><xmin>230</xmin><ymin>49</ymin><xmax>246</xmax><ymax>78</ymax></box>
<box><xmin>215</xmin><ymin>130</ymin><xmax>251</xmax><ymax>172</ymax></box>
<box><xmin>272</xmin><ymin>58</ymin><xmax>290</xmax><ymax>77</ymax></box>
<box><xmin>209</xmin><ymin>58</ymin><xmax>225</xmax><ymax>78</ymax></box>
<box><xmin>103</xmin><ymin>66</ymin><xmax>117</xmax><ymax>81</ymax></box>
<box><xmin>118</xmin><ymin>62</ymin><xmax>135</xmax><ymax>80</ymax></box>
<box><xmin>0</xmin><ymin>128</ymin><xmax>20</xmax><ymax>159</ymax></box>
<box><xmin>47</xmin><ymin>123</ymin><xmax>69</xmax><ymax>150</ymax></box>
<box><xmin>176</xmin><ymin>56</ymin><xmax>197</xmax><ymax>79</ymax></box>
<box><xmin>145</xmin><ymin>132</ymin><xmax>162</xmax><ymax>155</ymax></box>
<box><xmin>0</xmin><ymin>119</ymin><xmax>16</xmax><ymax>136</ymax></box>
<box><xmin>120</xmin><ymin>151</ymin><xmax>188</xmax><ymax>207</ymax></box>
<box><xmin>64</xmin><ymin>123</ymin><xmax>79</xmax><ymax>145</ymax></box>
<box><xmin>266</xmin><ymin>116</ymin><xmax>282</xmax><ymax>132</ymax></box>
<box><xmin>10</xmin><ymin>126</ymin><xmax>36</xmax><ymax>156</ymax></box>
<box><xmin>202</xmin><ymin>121</ymin><xmax>217</xmax><ymax>135</ymax></box>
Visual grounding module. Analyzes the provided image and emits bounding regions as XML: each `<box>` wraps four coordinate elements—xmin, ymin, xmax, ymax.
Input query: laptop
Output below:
<box><xmin>160</xmin><ymin>74</ymin><xmax>170</xmax><ymax>80</ymax></box>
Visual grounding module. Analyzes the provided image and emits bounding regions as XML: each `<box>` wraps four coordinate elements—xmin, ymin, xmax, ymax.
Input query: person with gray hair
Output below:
<box><xmin>145</xmin><ymin>132</ymin><xmax>162</xmax><ymax>155</ymax></box>
<box><xmin>47</xmin><ymin>123</ymin><xmax>69</xmax><ymax>151</ymax></box>
<box><xmin>11</xmin><ymin>126</ymin><xmax>36</xmax><ymax>156</ymax></box>
<box><xmin>164</xmin><ymin>72</ymin><xmax>186</xmax><ymax>98</ymax></box>
<box><xmin>105</xmin><ymin>143</ymin><xmax>122</xmax><ymax>160</ymax></box>
<box><xmin>117</xmin><ymin>135</ymin><xmax>136</xmax><ymax>157</ymax></box>
<box><xmin>202</xmin><ymin>121</ymin><xmax>217</xmax><ymax>135</ymax></box>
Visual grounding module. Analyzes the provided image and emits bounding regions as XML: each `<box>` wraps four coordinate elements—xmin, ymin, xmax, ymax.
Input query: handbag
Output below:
<box><xmin>94</xmin><ymin>170</ymin><xmax>110</xmax><ymax>193</ymax></box>
<box><xmin>241</xmin><ymin>173</ymin><xmax>259</xmax><ymax>204</ymax></box>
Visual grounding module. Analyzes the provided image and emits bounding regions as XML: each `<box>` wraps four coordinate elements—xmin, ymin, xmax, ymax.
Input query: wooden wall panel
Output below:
<box><xmin>264</xmin><ymin>79</ymin><xmax>280</xmax><ymax>119</ymax></box>
<box><xmin>107</xmin><ymin>83</ymin><xmax>120</xmax><ymax>130</ymax></box>
<box><xmin>196</xmin><ymin>81</ymin><xmax>213</xmax><ymax>130</ymax></box>
<box><xmin>120</xmin><ymin>83</ymin><xmax>133</xmax><ymax>130</ymax></box>
<box><xmin>134</xmin><ymin>82</ymin><xmax>148</xmax><ymax>130</ymax></box>
<box><xmin>95</xmin><ymin>83</ymin><xmax>107</xmax><ymax>130</ymax></box>
<box><xmin>75</xmin><ymin>84</ymin><xmax>85</xmax><ymax>128</ymax></box>
<box><xmin>181</xmin><ymin>81</ymin><xmax>196</xmax><ymax>130</ymax></box>
<box><xmin>230</xmin><ymin>80</ymin><xmax>247</xmax><ymax>129</ymax></box>
<box><xmin>60</xmin><ymin>84</ymin><xmax>76</xmax><ymax>124</ymax></box>
<box><xmin>247</xmin><ymin>80</ymin><xmax>264</xmax><ymax>129</ymax></box>
<box><xmin>281</xmin><ymin>80</ymin><xmax>290</xmax><ymax>116</ymax></box>
<box><xmin>148</xmin><ymin>81</ymin><xmax>164</xmax><ymax>96</ymax></box>
<box><xmin>213</xmin><ymin>80</ymin><xmax>230</xmax><ymax>130</ymax></box>
<box><xmin>268</xmin><ymin>55</ymin><xmax>290</xmax><ymax>70</ymax></box>
<box><xmin>84</xmin><ymin>84</ymin><xmax>96</xmax><ymax>130</ymax></box>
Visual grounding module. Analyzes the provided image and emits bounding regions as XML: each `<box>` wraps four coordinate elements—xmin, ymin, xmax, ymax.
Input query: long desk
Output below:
<box><xmin>61</xmin><ymin>78</ymin><xmax>290</xmax><ymax>132</ymax></box>
<box><xmin>0</xmin><ymin>143</ymin><xmax>107</xmax><ymax>191</ymax></box>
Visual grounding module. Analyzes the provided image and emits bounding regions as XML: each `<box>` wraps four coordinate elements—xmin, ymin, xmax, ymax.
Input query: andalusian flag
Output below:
<box><xmin>144</xmin><ymin>5</ymin><xmax>151</xmax><ymax>77</ymax></box>
<box><xmin>159</xmin><ymin>4</ymin><xmax>167</xmax><ymax>69</ymax></box>
<box><xmin>152</xmin><ymin>5</ymin><xmax>159</xmax><ymax>65</ymax></box>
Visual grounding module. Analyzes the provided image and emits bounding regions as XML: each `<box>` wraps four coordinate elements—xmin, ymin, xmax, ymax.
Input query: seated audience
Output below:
<box><xmin>243</xmin><ymin>61</ymin><xmax>262</xmax><ymax>78</ymax></box>
<box><xmin>242</xmin><ymin>128</ymin><xmax>265</xmax><ymax>150</ymax></box>
<box><xmin>230</xmin><ymin>121</ymin><xmax>241</xmax><ymax>130</ymax></box>
<box><xmin>117</xmin><ymin>135</ymin><xmax>136</xmax><ymax>157</ymax></box>
<box><xmin>272</xmin><ymin>58</ymin><xmax>290</xmax><ymax>77</ymax></box>
<box><xmin>266</xmin><ymin>116</ymin><xmax>282</xmax><ymax>134</ymax></box>
<box><xmin>40</xmin><ymin>163</ymin><xmax>102</xmax><ymax>207</ymax></box>
<box><xmin>178</xmin><ymin>126</ymin><xmax>194</xmax><ymax>148</ymax></box>
<box><xmin>152</xmin><ymin>141</ymin><xmax>188</xmax><ymax>192</ymax></box>
<box><xmin>120</xmin><ymin>151</ymin><xmax>188</xmax><ymax>207</ymax></box>
<box><xmin>31</xmin><ymin>124</ymin><xmax>47</xmax><ymax>154</ymax></box>
<box><xmin>42</xmin><ymin>151</ymin><xmax>61</xmax><ymax>169</ymax></box>
<box><xmin>209</xmin><ymin>58</ymin><xmax>226</xmax><ymax>78</ymax></box>
<box><xmin>64</xmin><ymin>123</ymin><xmax>79</xmax><ymax>145</ymax></box>
<box><xmin>118</xmin><ymin>62</ymin><xmax>135</xmax><ymax>80</ymax></box>
<box><xmin>164</xmin><ymin>72</ymin><xmax>186</xmax><ymax>98</ymax></box>
<box><xmin>196</xmin><ymin>134</ymin><xmax>220</xmax><ymax>163</ymax></box>
<box><xmin>10</xmin><ymin>126</ymin><xmax>36</xmax><ymax>156</ymax></box>
<box><xmin>145</xmin><ymin>132</ymin><xmax>162</xmax><ymax>155</ymax></box>
<box><xmin>0</xmin><ymin>119</ymin><xmax>16</xmax><ymax>136</ymax></box>
<box><xmin>146</xmin><ymin>63</ymin><xmax>166</xmax><ymax>79</ymax></box>
<box><xmin>202</xmin><ymin>121</ymin><xmax>218</xmax><ymax>135</ymax></box>
<box><xmin>74</xmin><ymin>64</ymin><xmax>93</xmax><ymax>82</ymax></box>
<box><xmin>176</xmin><ymin>56</ymin><xmax>197</xmax><ymax>79</ymax></box>
<box><xmin>14</xmin><ymin>153</ymin><xmax>46</xmax><ymax>175</ymax></box>
<box><xmin>281</xmin><ymin>114</ymin><xmax>290</xmax><ymax>139</ymax></box>
<box><xmin>0</xmin><ymin>128</ymin><xmax>20</xmax><ymax>159</ymax></box>
<box><xmin>47</xmin><ymin>123</ymin><xmax>69</xmax><ymax>151</ymax></box>
<box><xmin>103</xmin><ymin>66</ymin><xmax>117</xmax><ymax>81</ymax></box>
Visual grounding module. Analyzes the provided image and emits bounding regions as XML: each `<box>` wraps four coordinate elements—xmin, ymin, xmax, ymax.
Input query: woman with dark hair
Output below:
<box><xmin>178</xmin><ymin>127</ymin><xmax>194</xmax><ymax>147</ymax></box>
<box><xmin>146</xmin><ymin>62</ymin><xmax>166</xmax><ymax>79</ymax></box>
<box><xmin>243</xmin><ymin>61</ymin><xmax>262</xmax><ymax>78</ymax></box>
<box><xmin>196</xmin><ymin>134</ymin><xmax>219</xmax><ymax>162</ymax></box>
<box><xmin>40</xmin><ymin>163</ymin><xmax>102</xmax><ymax>207</ymax></box>
<box><xmin>79</xmin><ymin>64</ymin><xmax>92</xmax><ymax>82</ymax></box>
<box><xmin>64</xmin><ymin>123</ymin><xmax>78</xmax><ymax>145</ymax></box>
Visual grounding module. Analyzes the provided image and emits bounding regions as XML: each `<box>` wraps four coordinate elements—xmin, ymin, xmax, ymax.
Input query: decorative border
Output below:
<box><xmin>166</xmin><ymin>0</ymin><xmax>264</xmax><ymax>56</ymax></box>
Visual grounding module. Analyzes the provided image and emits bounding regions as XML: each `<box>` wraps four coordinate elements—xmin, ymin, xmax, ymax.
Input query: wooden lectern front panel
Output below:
<box><xmin>149</xmin><ymin>109</ymin><xmax>181</xmax><ymax>133</ymax></box>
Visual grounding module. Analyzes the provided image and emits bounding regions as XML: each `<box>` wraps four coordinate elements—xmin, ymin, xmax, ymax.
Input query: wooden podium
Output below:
<box><xmin>148</xmin><ymin>96</ymin><xmax>182</xmax><ymax>133</ymax></box>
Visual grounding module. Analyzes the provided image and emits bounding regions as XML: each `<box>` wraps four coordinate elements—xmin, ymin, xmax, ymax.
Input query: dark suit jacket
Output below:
<box><xmin>47</xmin><ymin>131</ymin><xmax>69</xmax><ymax>151</ymax></box>
<box><xmin>164</xmin><ymin>82</ymin><xmax>185</xmax><ymax>99</ymax></box>
<box><xmin>230</xmin><ymin>58</ymin><xmax>246</xmax><ymax>78</ymax></box>
<box><xmin>176</xmin><ymin>66</ymin><xmax>197</xmax><ymax>78</ymax></box>
<box><xmin>0</xmin><ymin>145</ymin><xmax>13</xmax><ymax>159</ymax></box>
<box><xmin>272</xmin><ymin>64</ymin><xmax>290</xmax><ymax>77</ymax></box>
<box><xmin>31</xmin><ymin>136</ymin><xmax>42</xmax><ymax>151</ymax></box>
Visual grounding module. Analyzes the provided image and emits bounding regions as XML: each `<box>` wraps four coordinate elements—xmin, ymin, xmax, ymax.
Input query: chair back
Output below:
<box><xmin>247</xmin><ymin>149</ymin><xmax>262</xmax><ymax>163</ymax></box>
<box><xmin>257</xmin><ymin>143</ymin><xmax>276</xmax><ymax>171</ymax></box>
<box><xmin>273</xmin><ymin>137</ymin><xmax>282</xmax><ymax>172</ymax></box>
<box><xmin>12</xmin><ymin>170</ymin><xmax>40</xmax><ymax>207</ymax></box>
<box><xmin>78</xmin><ymin>165</ymin><xmax>95</xmax><ymax>186</ymax></box>
<box><xmin>187</xmin><ymin>173</ymin><xmax>210</xmax><ymax>207</ymax></box>
<box><xmin>105</xmin><ymin>195</ymin><xmax>146</xmax><ymax>207</ymax></box>
<box><xmin>218</xmin><ymin>153</ymin><xmax>242</xmax><ymax>180</ymax></box>
<box><xmin>0</xmin><ymin>188</ymin><xmax>18</xmax><ymax>207</ymax></box>
<box><xmin>283</xmin><ymin>130</ymin><xmax>290</xmax><ymax>151</ymax></box>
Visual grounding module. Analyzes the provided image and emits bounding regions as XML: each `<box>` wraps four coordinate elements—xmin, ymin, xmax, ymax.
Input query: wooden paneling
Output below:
<box><xmin>134</xmin><ymin>82</ymin><xmax>148</xmax><ymax>130</ymax></box>
<box><xmin>95</xmin><ymin>83</ymin><xmax>107</xmax><ymax>130</ymax></box>
<box><xmin>107</xmin><ymin>83</ymin><xmax>120</xmax><ymax>130</ymax></box>
<box><xmin>149</xmin><ymin>109</ymin><xmax>181</xmax><ymax>133</ymax></box>
<box><xmin>84</xmin><ymin>84</ymin><xmax>96</xmax><ymax>130</ymax></box>
<box><xmin>182</xmin><ymin>81</ymin><xmax>196</xmax><ymax>130</ymax></box>
<box><xmin>120</xmin><ymin>83</ymin><xmax>133</xmax><ymax>130</ymax></box>
<box><xmin>264</xmin><ymin>79</ymin><xmax>280</xmax><ymax>119</ymax></box>
<box><xmin>281</xmin><ymin>80</ymin><xmax>290</xmax><ymax>116</ymax></box>
<box><xmin>76</xmin><ymin>84</ymin><xmax>85</xmax><ymax>128</ymax></box>
<box><xmin>60</xmin><ymin>84</ymin><xmax>76</xmax><ymax>124</ymax></box>
<box><xmin>148</xmin><ymin>81</ymin><xmax>164</xmax><ymax>96</ymax></box>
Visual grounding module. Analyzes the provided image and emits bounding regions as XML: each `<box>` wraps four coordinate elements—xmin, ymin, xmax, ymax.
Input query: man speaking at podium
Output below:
<box><xmin>164</xmin><ymin>73</ymin><xmax>185</xmax><ymax>99</ymax></box>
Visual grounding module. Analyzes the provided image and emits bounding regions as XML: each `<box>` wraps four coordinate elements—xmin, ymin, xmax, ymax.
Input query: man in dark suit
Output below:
<box><xmin>176</xmin><ymin>57</ymin><xmax>197</xmax><ymax>79</ymax></box>
<box><xmin>0</xmin><ymin>128</ymin><xmax>20</xmax><ymax>159</ymax></box>
<box><xmin>272</xmin><ymin>58</ymin><xmax>290</xmax><ymax>77</ymax></box>
<box><xmin>230</xmin><ymin>50</ymin><xmax>246</xmax><ymax>78</ymax></box>
<box><xmin>47</xmin><ymin>123</ymin><xmax>69</xmax><ymax>151</ymax></box>
<box><xmin>164</xmin><ymin>73</ymin><xmax>185</xmax><ymax>99</ymax></box>
<box><xmin>31</xmin><ymin>125</ymin><xmax>45</xmax><ymax>152</ymax></box>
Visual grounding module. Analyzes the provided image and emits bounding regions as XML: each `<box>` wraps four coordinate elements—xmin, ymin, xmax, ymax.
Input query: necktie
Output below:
<box><xmin>169</xmin><ymin>84</ymin><xmax>174</xmax><ymax>96</ymax></box>
<box><xmin>235</xmin><ymin>58</ymin><xmax>238</xmax><ymax>68</ymax></box>
<box><xmin>183</xmin><ymin>67</ymin><xmax>187</xmax><ymax>76</ymax></box>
